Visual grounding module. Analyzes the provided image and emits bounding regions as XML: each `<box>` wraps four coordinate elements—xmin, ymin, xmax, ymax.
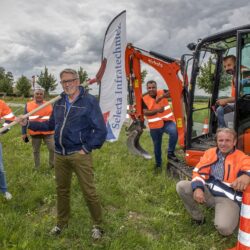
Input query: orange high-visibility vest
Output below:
<box><xmin>231</xmin><ymin>79</ymin><xmax>235</xmax><ymax>98</ymax></box>
<box><xmin>27</xmin><ymin>101</ymin><xmax>54</xmax><ymax>135</ymax></box>
<box><xmin>143</xmin><ymin>90</ymin><xmax>175</xmax><ymax>129</ymax></box>
<box><xmin>0</xmin><ymin>100</ymin><xmax>15</xmax><ymax>127</ymax></box>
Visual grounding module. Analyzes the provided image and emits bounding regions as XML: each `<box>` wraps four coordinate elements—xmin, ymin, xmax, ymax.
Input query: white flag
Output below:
<box><xmin>99</xmin><ymin>11</ymin><xmax>127</xmax><ymax>141</ymax></box>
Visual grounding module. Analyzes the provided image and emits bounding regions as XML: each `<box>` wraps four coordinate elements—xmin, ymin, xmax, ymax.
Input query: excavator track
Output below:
<box><xmin>166</xmin><ymin>155</ymin><xmax>193</xmax><ymax>180</ymax></box>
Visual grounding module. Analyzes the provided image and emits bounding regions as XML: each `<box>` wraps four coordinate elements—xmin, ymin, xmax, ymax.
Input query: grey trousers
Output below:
<box><xmin>31</xmin><ymin>134</ymin><xmax>54</xmax><ymax>168</ymax></box>
<box><xmin>176</xmin><ymin>180</ymin><xmax>240</xmax><ymax>236</ymax></box>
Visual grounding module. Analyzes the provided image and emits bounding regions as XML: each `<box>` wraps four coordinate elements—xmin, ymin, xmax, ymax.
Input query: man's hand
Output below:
<box><xmin>216</xmin><ymin>99</ymin><xmax>228</xmax><ymax>106</ymax></box>
<box><xmin>155</xmin><ymin>91</ymin><xmax>170</xmax><ymax>103</ymax></box>
<box><xmin>231</xmin><ymin>174</ymin><xmax>250</xmax><ymax>192</ymax></box>
<box><xmin>193</xmin><ymin>188</ymin><xmax>206</xmax><ymax>204</ymax></box>
<box><xmin>22</xmin><ymin>134</ymin><xmax>29</xmax><ymax>143</ymax></box>
<box><xmin>78</xmin><ymin>149</ymin><xmax>86</xmax><ymax>155</ymax></box>
<box><xmin>157</xmin><ymin>107</ymin><xmax>164</xmax><ymax>113</ymax></box>
<box><xmin>15</xmin><ymin>115</ymin><xmax>28</xmax><ymax>126</ymax></box>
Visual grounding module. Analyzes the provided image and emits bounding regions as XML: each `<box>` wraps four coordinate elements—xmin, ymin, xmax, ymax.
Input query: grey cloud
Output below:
<box><xmin>1</xmin><ymin>0</ymin><xmax>250</xmax><ymax>84</ymax></box>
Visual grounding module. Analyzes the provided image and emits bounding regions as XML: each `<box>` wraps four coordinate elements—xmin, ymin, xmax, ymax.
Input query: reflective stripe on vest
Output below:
<box><xmin>148</xmin><ymin>112</ymin><xmax>174</xmax><ymax>123</ymax></box>
<box><xmin>3</xmin><ymin>112</ymin><xmax>14</xmax><ymax>119</ymax></box>
<box><xmin>206</xmin><ymin>180</ymin><xmax>242</xmax><ymax>203</ymax></box>
<box><xmin>29</xmin><ymin>115</ymin><xmax>50</xmax><ymax>120</ymax></box>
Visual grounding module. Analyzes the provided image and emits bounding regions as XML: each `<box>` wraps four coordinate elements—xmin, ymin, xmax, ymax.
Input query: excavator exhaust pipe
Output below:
<box><xmin>126</xmin><ymin>121</ymin><xmax>152</xmax><ymax>160</ymax></box>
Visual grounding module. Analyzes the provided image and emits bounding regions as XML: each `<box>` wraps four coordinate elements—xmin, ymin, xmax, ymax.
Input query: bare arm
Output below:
<box><xmin>143</xmin><ymin>107</ymin><xmax>164</xmax><ymax>116</ymax></box>
<box><xmin>216</xmin><ymin>97</ymin><xmax>235</xmax><ymax>106</ymax></box>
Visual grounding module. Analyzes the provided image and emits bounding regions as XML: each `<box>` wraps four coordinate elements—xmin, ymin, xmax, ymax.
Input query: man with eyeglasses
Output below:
<box><xmin>22</xmin><ymin>87</ymin><xmax>55</xmax><ymax>169</ymax></box>
<box><xmin>17</xmin><ymin>69</ymin><xmax>107</xmax><ymax>240</ymax></box>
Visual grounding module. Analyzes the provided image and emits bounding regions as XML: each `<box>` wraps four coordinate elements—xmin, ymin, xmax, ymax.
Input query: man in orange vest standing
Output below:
<box><xmin>0</xmin><ymin>99</ymin><xmax>15</xmax><ymax>200</ymax></box>
<box><xmin>22</xmin><ymin>87</ymin><xmax>54</xmax><ymax>169</ymax></box>
<box><xmin>142</xmin><ymin>80</ymin><xmax>178</xmax><ymax>173</ymax></box>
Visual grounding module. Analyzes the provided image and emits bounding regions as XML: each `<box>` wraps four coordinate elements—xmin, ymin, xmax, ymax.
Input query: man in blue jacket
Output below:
<box><xmin>17</xmin><ymin>69</ymin><xmax>107</xmax><ymax>240</ymax></box>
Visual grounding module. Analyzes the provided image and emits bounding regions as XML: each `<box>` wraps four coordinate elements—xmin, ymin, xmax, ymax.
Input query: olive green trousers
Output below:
<box><xmin>54</xmin><ymin>152</ymin><xmax>102</xmax><ymax>228</ymax></box>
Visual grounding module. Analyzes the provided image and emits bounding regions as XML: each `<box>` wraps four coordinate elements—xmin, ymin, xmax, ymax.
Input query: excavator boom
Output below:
<box><xmin>125</xmin><ymin>44</ymin><xmax>187</xmax><ymax>159</ymax></box>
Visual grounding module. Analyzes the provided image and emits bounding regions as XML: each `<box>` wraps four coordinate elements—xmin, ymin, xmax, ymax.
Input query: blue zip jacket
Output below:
<box><xmin>28</xmin><ymin>86</ymin><xmax>107</xmax><ymax>155</ymax></box>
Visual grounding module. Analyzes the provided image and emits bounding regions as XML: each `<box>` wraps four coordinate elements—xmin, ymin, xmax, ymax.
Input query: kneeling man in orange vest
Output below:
<box><xmin>176</xmin><ymin>128</ymin><xmax>250</xmax><ymax>236</ymax></box>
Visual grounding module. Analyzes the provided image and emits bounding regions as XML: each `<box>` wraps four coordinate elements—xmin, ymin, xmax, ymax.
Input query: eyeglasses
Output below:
<box><xmin>60</xmin><ymin>78</ymin><xmax>78</xmax><ymax>85</ymax></box>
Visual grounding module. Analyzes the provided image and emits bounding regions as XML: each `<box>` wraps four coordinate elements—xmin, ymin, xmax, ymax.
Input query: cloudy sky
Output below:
<box><xmin>1</xmin><ymin>0</ymin><xmax>250</xmax><ymax>93</ymax></box>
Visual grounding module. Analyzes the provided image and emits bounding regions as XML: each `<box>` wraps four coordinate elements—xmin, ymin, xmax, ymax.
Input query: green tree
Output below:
<box><xmin>141</xmin><ymin>69</ymin><xmax>148</xmax><ymax>84</ymax></box>
<box><xmin>16</xmin><ymin>76</ymin><xmax>31</xmax><ymax>97</ymax></box>
<box><xmin>78</xmin><ymin>67</ymin><xmax>91</xmax><ymax>91</ymax></box>
<box><xmin>37</xmin><ymin>66</ymin><xmax>57</xmax><ymax>95</ymax></box>
<box><xmin>78</xmin><ymin>67</ymin><xmax>88</xmax><ymax>85</ymax></box>
<box><xmin>0</xmin><ymin>67</ymin><xmax>14</xmax><ymax>95</ymax></box>
<box><xmin>197</xmin><ymin>57</ymin><xmax>231</xmax><ymax>94</ymax></box>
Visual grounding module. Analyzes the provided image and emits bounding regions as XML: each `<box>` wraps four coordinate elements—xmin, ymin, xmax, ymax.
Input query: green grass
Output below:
<box><xmin>0</xmin><ymin>106</ymin><xmax>237</xmax><ymax>249</ymax></box>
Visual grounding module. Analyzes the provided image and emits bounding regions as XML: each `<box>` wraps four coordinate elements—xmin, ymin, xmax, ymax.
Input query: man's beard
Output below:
<box><xmin>226</xmin><ymin>69</ymin><xmax>235</xmax><ymax>75</ymax></box>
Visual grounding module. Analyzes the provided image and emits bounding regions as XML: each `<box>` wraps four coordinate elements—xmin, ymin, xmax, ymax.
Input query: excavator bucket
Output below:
<box><xmin>126</xmin><ymin>120</ymin><xmax>152</xmax><ymax>160</ymax></box>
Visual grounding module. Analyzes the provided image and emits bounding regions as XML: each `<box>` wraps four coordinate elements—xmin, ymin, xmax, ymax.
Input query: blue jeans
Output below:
<box><xmin>150</xmin><ymin>121</ymin><xmax>178</xmax><ymax>166</ymax></box>
<box><xmin>0</xmin><ymin>143</ymin><xmax>7</xmax><ymax>193</ymax></box>
<box><xmin>217</xmin><ymin>104</ymin><xmax>234</xmax><ymax>128</ymax></box>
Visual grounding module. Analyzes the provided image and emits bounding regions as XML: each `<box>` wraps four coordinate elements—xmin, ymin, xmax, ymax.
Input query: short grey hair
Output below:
<box><xmin>215</xmin><ymin>128</ymin><xmax>237</xmax><ymax>140</ymax></box>
<box><xmin>60</xmin><ymin>68</ymin><xmax>79</xmax><ymax>79</ymax></box>
<box><xmin>34</xmin><ymin>87</ymin><xmax>45</xmax><ymax>93</ymax></box>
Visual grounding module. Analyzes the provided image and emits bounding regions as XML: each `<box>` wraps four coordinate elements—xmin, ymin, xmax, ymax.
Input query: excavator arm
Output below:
<box><xmin>125</xmin><ymin>44</ymin><xmax>187</xmax><ymax>159</ymax></box>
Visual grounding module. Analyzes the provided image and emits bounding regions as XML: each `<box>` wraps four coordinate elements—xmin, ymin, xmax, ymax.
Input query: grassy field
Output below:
<box><xmin>0</xmin><ymin>105</ymin><xmax>237</xmax><ymax>250</ymax></box>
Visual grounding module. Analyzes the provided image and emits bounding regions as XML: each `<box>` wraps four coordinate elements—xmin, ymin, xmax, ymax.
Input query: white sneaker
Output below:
<box><xmin>4</xmin><ymin>192</ymin><xmax>12</xmax><ymax>200</ymax></box>
<box><xmin>50</xmin><ymin>226</ymin><xmax>62</xmax><ymax>235</ymax></box>
<box><xmin>91</xmin><ymin>226</ymin><xmax>103</xmax><ymax>240</ymax></box>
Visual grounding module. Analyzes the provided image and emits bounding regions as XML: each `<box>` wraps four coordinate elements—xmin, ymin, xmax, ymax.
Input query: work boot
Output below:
<box><xmin>168</xmin><ymin>153</ymin><xmax>179</xmax><ymax>162</ymax></box>
<box><xmin>191</xmin><ymin>218</ymin><xmax>206</xmax><ymax>225</ymax></box>
<box><xmin>154</xmin><ymin>164</ymin><xmax>162</xmax><ymax>175</ymax></box>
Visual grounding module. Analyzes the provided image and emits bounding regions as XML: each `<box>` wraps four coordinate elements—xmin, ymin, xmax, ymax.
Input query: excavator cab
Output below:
<box><xmin>172</xmin><ymin>25</ymin><xmax>250</xmax><ymax>178</ymax></box>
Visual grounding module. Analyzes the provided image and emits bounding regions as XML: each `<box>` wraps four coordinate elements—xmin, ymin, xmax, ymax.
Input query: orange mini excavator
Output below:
<box><xmin>125</xmin><ymin>24</ymin><xmax>250</xmax><ymax>179</ymax></box>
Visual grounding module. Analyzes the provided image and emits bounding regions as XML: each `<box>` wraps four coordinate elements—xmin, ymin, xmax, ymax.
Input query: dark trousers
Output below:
<box><xmin>150</xmin><ymin>121</ymin><xmax>178</xmax><ymax>166</ymax></box>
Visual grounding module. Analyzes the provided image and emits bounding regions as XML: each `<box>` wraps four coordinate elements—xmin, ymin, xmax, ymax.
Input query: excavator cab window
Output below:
<box><xmin>217</xmin><ymin>48</ymin><xmax>236</xmax><ymax>129</ymax></box>
<box><xmin>191</xmin><ymin>51</ymin><xmax>215</xmax><ymax>139</ymax></box>
<box><xmin>236</xmin><ymin>30</ymin><xmax>250</xmax><ymax>155</ymax></box>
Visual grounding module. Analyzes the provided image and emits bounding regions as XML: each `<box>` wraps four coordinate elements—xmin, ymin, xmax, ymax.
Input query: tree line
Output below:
<box><xmin>0</xmin><ymin>66</ymin><xmax>89</xmax><ymax>97</ymax></box>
